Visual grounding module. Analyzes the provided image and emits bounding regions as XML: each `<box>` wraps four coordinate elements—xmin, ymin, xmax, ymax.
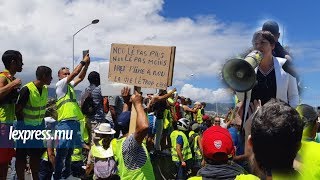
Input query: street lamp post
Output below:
<box><xmin>72</xmin><ymin>19</ymin><xmax>99</xmax><ymax>69</ymax></box>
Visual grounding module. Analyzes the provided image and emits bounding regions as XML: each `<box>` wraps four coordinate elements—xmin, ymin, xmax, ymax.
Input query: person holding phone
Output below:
<box><xmin>54</xmin><ymin>52</ymin><xmax>90</xmax><ymax>180</ymax></box>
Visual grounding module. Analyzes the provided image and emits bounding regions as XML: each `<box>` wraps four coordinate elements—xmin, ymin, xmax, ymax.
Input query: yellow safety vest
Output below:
<box><xmin>163</xmin><ymin>109</ymin><xmax>172</xmax><ymax>129</ymax></box>
<box><xmin>298</xmin><ymin>140</ymin><xmax>320</xmax><ymax>180</ymax></box>
<box><xmin>196</xmin><ymin>109</ymin><xmax>203</xmax><ymax>124</ymax></box>
<box><xmin>194</xmin><ymin>135</ymin><xmax>202</xmax><ymax>160</ymax></box>
<box><xmin>235</xmin><ymin>174</ymin><xmax>260</xmax><ymax>180</ymax></box>
<box><xmin>80</xmin><ymin>117</ymin><xmax>89</xmax><ymax>143</ymax></box>
<box><xmin>56</xmin><ymin>84</ymin><xmax>83</xmax><ymax>121</ymax></box>
<box><xmin>188</xmin><ymin>176</ymin><xmax>202</xmax><ymax>180</ymax></box>
<box><xmin>71</xmin><ymin>148</ymin><xmax>83</xmax><ymax>162</ymax></box>
<box><xmin>189</xmin><ymin>130</ymin><xmax>195</xmax><ymax>138</ymax></box>
<box><xmin>22</xmin><ymin>82</ymin><xmax>48</xmax><ymax>126</ymax></box>
<box><xmin>170</xmin><ymin>130</ymin><xmax>192</xmax><ymax>162</ymax></box>
<box><xmin>111</xmin><ymin>137</ymin><xmax>155</xmax><ymax>180</ymax></box>
<box><xmin>0</xmin><ymin>70</ymin><xmax>15</xmax><ymax>124</ymax></box>
<box><xmin>91</xmin><ymin>139</ymin><xmax>114</xmax><ymax>158</ymax></box>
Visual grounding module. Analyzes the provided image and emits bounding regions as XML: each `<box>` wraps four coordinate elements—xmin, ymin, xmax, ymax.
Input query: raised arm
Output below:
<box><xmin>67</xmin><ymin>54</ymin><xmax>90</xmax><ymax>86</ymax></box>
<box><xmin>151</xmin><ymin>88</ymin><xmax>176</xmax><ymax>104</ymax></box>
<box><xmin>131</xmin><ymin>90</ymin><xmax>149</xmax><ymax>144</ymax></box>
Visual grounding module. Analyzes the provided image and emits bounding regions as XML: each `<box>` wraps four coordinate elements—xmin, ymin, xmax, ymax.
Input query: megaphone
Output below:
<box><xmin>222</xmin><ymin>50</ymin><xmax>263</xmax><ymax>92</ymax></box>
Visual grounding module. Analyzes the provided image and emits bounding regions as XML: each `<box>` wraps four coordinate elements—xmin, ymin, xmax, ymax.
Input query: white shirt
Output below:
<box><xmin>55</xmin><ymin>77</ymin><xmax>75</xmax><ymax>100</ymax></box>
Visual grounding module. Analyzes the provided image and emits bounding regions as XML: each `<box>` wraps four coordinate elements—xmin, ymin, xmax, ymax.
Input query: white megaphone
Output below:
<box><xmin>222</xmin><ymin>50</ymin><xmax>263</xmax><ymax>92</ymax></box>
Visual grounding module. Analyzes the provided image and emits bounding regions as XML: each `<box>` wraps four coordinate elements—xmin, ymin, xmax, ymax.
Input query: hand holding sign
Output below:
<box><xmin>121</xmin><ymin>86</ymin><xmax>131</xmax><ymax>104</ymax></box>
<box><xmin>109</xmin><ymin>43</ymin><xmax>176</xmax><ymax>136</ymax></box>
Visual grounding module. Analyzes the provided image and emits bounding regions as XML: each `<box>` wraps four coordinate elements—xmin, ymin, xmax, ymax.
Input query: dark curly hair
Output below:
<box><xmin>251</xmin><ymin>98</ymin><xmax>303</xmax><ymax>171</ymax></box>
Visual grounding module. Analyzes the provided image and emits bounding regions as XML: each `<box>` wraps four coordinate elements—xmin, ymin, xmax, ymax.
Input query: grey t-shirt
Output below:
<box><xmin>83</xmin><ymin>85</ymin><xmax>105</xmax><ymax>122</ymax></box>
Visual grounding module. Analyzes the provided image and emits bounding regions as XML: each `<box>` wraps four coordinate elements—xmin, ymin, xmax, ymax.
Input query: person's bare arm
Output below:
<box><xmin>73</xmin><ymin>54</ymin><xmax>90</xmax><ymax>87</ymax></box>
<box><xmin>86</xmin><ymin>150</ymin><xmax>94</xmax><ymax>175</ymax></box>
<box><xmin>152</xmin><ymin>88</ymin><xmax>177</xmax><ymax>103</ymax></box>
<box><xmin>66</xmin><ymin>54</ymin><xmax>90</xmax><ymax>85</ymax></box>
<box><xmin>183</xmin><ymin>105</ymin><xmax>198</xmax><ymax>114</ymax></box>
<box><xmin>15</xmin><ymin>103</ymin><xmax>24</xmax><ymax>121</ymax></box>
<box><xmin>132</xmin><ymin>90</ymin><xmax>149</xmax><ymax>144</ymax></box>
<box><xmin>0</xmin><ymin>77</ymin><xmax>21</xmax><ymax>100</ymax></box>
<box><xmin>48</xmin><ymin>148</ymin><xmax>55</xmax><ymax>169</ymax></box>
<box><xmin>15</xmin><ymin>87</ymin><xmax>29</xmax><ymax>121</ymax></box>
<box><xmin>176</xmin><ymin>144</ymin><xmax>186</xmax><ymax>167</ymax></box>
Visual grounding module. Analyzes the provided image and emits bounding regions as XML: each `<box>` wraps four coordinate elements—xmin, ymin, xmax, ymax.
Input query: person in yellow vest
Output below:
<box><xmin>235</xmin><ymin>99</ymin><xmax>303</xmax><ymax>180</ymax></box>
<box><xmin>181</xmin><ymin>98</ymin><xmax>198</xmax><ymax>123</ymax></box>
<box><xmin>15</xmin><ymin>66</ymin><xmax>52</xmax><ymax>180</ymax></box>
<box><xmin>188</xmin><ymin>123</ymin><xmax>203</xmax><ymax>176</ymax></box>
<box><xmin>170</xmin><ymin>118</ymin><xmax>192</xmax><ymax>179</ymax></box>
<box><xmin>194</xmin><ymin>102</ymin><xmax>203</xmax><ymax>124</ymax></box>
<box><xmin>0</xmin><ymin>50</ymin><xmax>23</xmax><ymax>179</ymax></box>
<box><xmin>54</xmin><ymin>53</ymin><xmax>90</xmax><ymax>180</ymax></box>
<box><xmin>188</xmin><ymin>126</ymin><xmax>245</xmax><ymax>180</ymax></box>
<box><xmin>70</xmin><ymin>113</ymin><xmax>90</xmax><ymax>178</ymax></box>
<box><xmin>70</xmin><ymin>148</ymin><xmax>86</xmax><ymax>178</ymax></box>
<box><xmin>149</xmin><ymin>88</ymin><xmax>176</xmax><ymax>152</ymax></box>
<box><xmin>39</xmin><ymin>117</ymin><xmax>57</xmax><ymax>180</ymax></box>
<box><xmin>111</xmin><ymin>87</ymin><xmax>155</xmax><ymax>180</ymax></box>
<box><xmin>86</xmin><ymin>123</ymin><xmax>119</xmax><ymax>179</ymax></box>
<box><xmin>295</xmin><ymin>104</ymin><xmax>320</xmax><ymax>179</ymax></box>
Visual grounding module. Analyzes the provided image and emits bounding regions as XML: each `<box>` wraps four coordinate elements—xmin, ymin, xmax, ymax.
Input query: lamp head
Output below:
<box><xmin>92</xmin><ymin>19</ymin><xmax>99</xmax><ymax>24</ymax></box>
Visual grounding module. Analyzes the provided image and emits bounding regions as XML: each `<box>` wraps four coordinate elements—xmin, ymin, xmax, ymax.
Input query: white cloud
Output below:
<box><xmin>0</xmin><ymin>0</ymin><xmax>258</xmax><ymax>98</ymax></box>
<box><xmin>179</xmin><ymin>84</ymin><xmax>233</xmax><ymax>103</ymax></box>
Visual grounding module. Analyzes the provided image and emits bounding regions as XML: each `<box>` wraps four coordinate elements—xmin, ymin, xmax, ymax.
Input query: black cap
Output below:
<box><xmin>262</xmin><ymin>21</ymin><xmax>279</xmax><ymax>35</ymax></box>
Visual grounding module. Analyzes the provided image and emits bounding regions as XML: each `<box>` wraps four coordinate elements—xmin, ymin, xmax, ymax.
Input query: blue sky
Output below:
<box><xmin>162</xmin><ymin>0</ymin><xmax>320</xmax><ymax>106</ymax></box>
<box><xmin>0</xmin><ymin>0</ymin><xmax>318</xmax><ymax>106</ymax></box>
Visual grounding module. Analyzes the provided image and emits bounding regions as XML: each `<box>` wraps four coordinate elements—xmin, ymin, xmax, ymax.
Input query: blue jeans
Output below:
<box><xmin>175</xmin><ymin>160</ymin><xmax>191</xmax><ymax>180</ymax></box>
<box><xmin>154</xmin><ymin>118</ymin><xmax>163</xmax><ymax>151</ymax></box>
<box><xmin>39</xmin><ymin>160</ymin><xmax>53</xmax><ymax>180</ymax></box>
<box><xmin>54</xmin><ymin>148</ymin><xmax>74</xmax><ymax>179</ymax></box>
<box><xmin>54</xmin><ymin>120</ymin><xmax>82</xmax><ymax>180</ymax></box>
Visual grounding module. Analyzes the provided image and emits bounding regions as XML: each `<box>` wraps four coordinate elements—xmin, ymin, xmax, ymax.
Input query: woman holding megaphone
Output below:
<box><xmin>247</xmin><ymin>30</ymin><xmax>299</xmax><ymax>108</ymax></box>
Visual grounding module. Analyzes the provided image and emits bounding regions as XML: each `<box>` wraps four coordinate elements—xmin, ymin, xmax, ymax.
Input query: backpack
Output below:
<box><xmin>94</xmin><ymin>157</ymin><xmax>118</xmax><ymax>179</ymax></box>
<box><xmin>80</xmin><ymin>88</ymin><xmax>96</xmax><ymax>116</ymax></box>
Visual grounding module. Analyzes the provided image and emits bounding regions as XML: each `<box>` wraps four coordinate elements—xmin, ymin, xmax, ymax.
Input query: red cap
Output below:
<box><xmin>201</xmin><ymin>126</ymin><xmax>234</xmax><ymax>159</ymax></box>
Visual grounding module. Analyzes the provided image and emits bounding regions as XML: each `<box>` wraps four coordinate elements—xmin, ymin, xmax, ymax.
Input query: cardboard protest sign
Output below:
<box><xmin>100</xmin><ymin>62</ymin><xmax>157</xmax><ymax>96</ymax></box>
<box><xmin>108</xmin><ymin>43</ymin><xmax>176</xmax><ymax>90</ymax></box>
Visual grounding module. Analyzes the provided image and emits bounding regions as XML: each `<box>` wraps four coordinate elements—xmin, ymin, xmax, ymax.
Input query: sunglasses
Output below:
<box><xmin>59</xmin><ymin>67</ymin><xmax>70</xmax><ymax>75</ymax></box>
<box><xmin>60</xmin><ymin>67</ymin><xmax>69</xmax><ymax>70</ymax></box>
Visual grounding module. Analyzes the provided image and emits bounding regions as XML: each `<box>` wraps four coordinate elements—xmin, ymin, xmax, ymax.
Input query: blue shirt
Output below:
<box><xmin>177</xmin><ymin>135</ymin><xmax>183</xmax><ymax>146</ymax></box>
<box><xmin>228</xmin><ymin>127</ymin><xmax>244</xmax><ymax>156</ymax></box>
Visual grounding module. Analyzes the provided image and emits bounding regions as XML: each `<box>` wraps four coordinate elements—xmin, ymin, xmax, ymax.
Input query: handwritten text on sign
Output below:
<box><xmin>108</xmin><ymin>44</ymin><xmax>175</xmax><ymax>89</ymax></box>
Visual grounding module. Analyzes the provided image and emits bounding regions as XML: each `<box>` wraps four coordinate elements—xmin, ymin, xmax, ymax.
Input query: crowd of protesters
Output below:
<box><xmin>0</xmin><ymin>20</ymin><xmax>320</xmax><ymax>180</ymax></box>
